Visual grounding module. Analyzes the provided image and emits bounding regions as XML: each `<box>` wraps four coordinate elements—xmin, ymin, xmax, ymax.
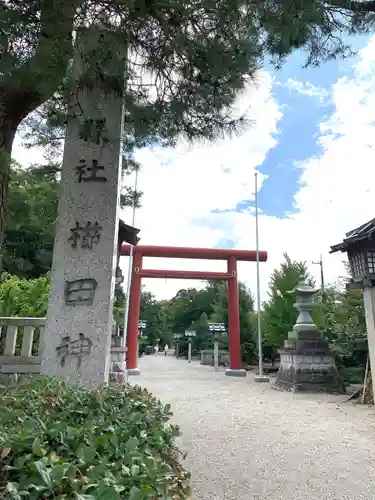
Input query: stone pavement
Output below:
<box><xmin>135</xmin><ymin>355</ymin><xmax>375</xmax><ymax>500</ymax></box>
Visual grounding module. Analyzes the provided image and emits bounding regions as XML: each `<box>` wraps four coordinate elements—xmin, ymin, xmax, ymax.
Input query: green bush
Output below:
<box><xmin>0</xmin><ymin>273</ymin><xmax>50</xmax><ymax>318</ymax></box>
<box><xmin>0</xmin><ymin>377</ymin><xmax>191</xmax><ymax>499</ymax></box>
<box><xmin>241</xmin><ymin>341</ymin><xmax>257</xmax><ymax>365</ymax></box>
<box><xmin>340</xmin><ymin>366</ymin><xmax>365</xmax><ymax>385</ymax></box>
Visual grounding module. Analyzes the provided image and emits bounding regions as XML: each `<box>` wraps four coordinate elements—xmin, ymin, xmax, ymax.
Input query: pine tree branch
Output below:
<box><xmin>0</xmin><ymin>0</ymin><xmax>80</xmax><ymax>122</ymax></box>
<box><xmin>329</xmin><ymin>0</ymin><xmax>375</xmax><ymax>12</ymax></box>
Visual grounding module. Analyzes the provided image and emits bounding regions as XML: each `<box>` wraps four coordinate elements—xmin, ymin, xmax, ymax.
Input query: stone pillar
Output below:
<box><xmin>213</xmin><ymin>338</ymin><xmax>219</xmax><ymax>371</ymax></box>
<box><xmin>136</xmin><ymin>335</ymin><xmax>140</xmax><ymax>365</ymax></box>
<box><xmin>109</xmin><ymin>335</ymin><xmax>127</xmax><ymax>385</ymax></box>
<box><xmin>41</xmin><ymin>28</ymin><xmax>125</xmax><ymax>389</ymax></box>
<box><xmin>362</xmin><ymin>287</ymin><xmax>375</xmax><ymax>378</ymax></box>
<box><xmin>188</xmin><ymin>339</ymin><xmax>192</xmax><ymax>363</ymax></box>
<box><xmin>274</xmin><ymin>282</ymin><xmax>345</xmax><ymax>393</ymax></box>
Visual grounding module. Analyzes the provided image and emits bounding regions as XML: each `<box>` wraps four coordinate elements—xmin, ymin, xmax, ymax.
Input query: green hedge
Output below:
<box><xmin>0</xmin><ymin>273</ymin><xmax>50</xmax><ymax>317</ymax></box>
<box><xmin>0</xmin><ymin>377</ymin><xmax>191</xmax><ymax>499</ymax></box>
<box><xmin>340</xmin><ymin>366</ymin><xmax>365</xmax><ymax>385</ymax></box>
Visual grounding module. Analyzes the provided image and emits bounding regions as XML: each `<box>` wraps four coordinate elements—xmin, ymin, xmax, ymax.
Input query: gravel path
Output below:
<box><xmin>135</xmin><ymin>354</ymin><xmax>375</xmax><ymax>500</ymax></box>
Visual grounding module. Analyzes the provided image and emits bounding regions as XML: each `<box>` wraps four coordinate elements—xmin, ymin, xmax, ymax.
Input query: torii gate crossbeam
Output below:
<box><xmin>120</xmin><ymin>244</ymin><xmax>267</xmax><ymax>377</ymax></box>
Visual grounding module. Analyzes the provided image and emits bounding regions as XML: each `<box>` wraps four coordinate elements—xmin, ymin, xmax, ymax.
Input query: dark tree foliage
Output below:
<box><xmin>262</xmin><ymin>253</ymin><xmax>313</xmax><ymax>347</ymax></box>
<box><xmin>4</xmin><ymin>165</ymin><xmax>59</xmax><ymax>278</ymax></box>
<box><xmin>4</xmin><ymin>162</ymin><xmax>140</xmax><ymax>278</ymax></box>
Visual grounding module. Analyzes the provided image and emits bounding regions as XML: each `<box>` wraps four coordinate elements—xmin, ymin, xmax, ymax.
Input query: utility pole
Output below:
<box><xmin>122</xmin><ymin>167</ymin><xmax>139</xmax><ymax>377</ymax></box>
<box><xmin>312</xmin><ymin>254</ymin><xmax>325</xmax><ymax>294</ymax></box>
<box><xmin>254</xmin><ymin>172</ymin><xmax>269</xmax><ymax>383</ymax></box>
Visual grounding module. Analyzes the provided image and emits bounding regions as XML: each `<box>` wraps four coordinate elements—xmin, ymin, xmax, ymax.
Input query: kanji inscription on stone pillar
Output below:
<box><xmin>41</xmin><ymin>28</ymin><xmax>125</xmax><ymax>388</ymax></box>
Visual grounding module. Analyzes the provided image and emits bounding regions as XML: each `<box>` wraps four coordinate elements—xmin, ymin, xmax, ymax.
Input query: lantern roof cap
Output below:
<box><xmin>287</xmin><ymin>281</ymin><xmax>319</xmax><ymax>295</ymax></box>
<box><xmin>118</xmin><ymin>219</ymin><xmax>140</xmax><ymax>246</ymax></box>
<box><xmin>330</xmin><ymin>217</ymin><xmax>375</xmax><ymax>254</ymax></box>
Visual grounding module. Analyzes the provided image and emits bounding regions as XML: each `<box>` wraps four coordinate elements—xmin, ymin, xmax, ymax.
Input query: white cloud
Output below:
<box><xmin>121</xmin><ymin>35</ymin><xmax>375</xmax><ymax>305</ymax></box>
<box><xmin>279</xmin><ymin>77</ymin><xmax>329</xmax><ymax>102</ymax></box>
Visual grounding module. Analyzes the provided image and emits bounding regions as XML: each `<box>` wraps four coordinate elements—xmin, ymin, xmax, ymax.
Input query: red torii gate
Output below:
<box><xmin>120</xmin><ymin>244</ymin><xmax>268</xmax><ymax>377</ymax></box>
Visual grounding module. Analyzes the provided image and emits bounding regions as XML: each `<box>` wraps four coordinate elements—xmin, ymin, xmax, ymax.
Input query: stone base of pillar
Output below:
<box><xmin>225</xmin><ymin>368</ymin><xmax>247</xmax><ymax>377</ymax></box>
<box><xmin>109</xmin><ymin>337</ymin><xmax>127</xmax><ymax>385</ymax></box>
<box><xmin>109</xmin><ymin>370</ymin><xmax>126</xmax><ymax>385</ymax></box>
<box><xmin>127</xmin><ymin>368</ymin><xmax>141</xmax><ymax>376</ymax></box>
<box><xmin>254</xmin><ymin>375</ymin><xmax>270</xmax><ymax>383</ymax></box>
<box><xmin>274</xmin><ymin>351</ymin><xmax>345</xmax><ymax>393</ymax></box>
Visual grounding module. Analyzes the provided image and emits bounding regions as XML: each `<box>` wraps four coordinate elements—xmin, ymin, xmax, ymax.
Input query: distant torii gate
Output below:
<box><xmin>120</xmin><ymin>244</ymin><xmax>268</xmax><ymax>377</ymax></box>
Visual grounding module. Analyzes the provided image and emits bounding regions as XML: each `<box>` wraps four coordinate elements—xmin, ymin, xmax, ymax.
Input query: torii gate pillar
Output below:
<box><xmin>226</xmin><ymin>255</ymin><xmax>244</xmax><ymax>376</ymax></box>
<box><xmin>126</xmin><ymin>250</ymin><xmax>142</xmax><ymax>376</ymax></box>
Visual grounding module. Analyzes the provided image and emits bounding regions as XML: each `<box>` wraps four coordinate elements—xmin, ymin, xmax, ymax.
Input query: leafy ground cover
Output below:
<box><xmin>0</xmin><ymin>377</ymin><xmax>190</xmax><ymax>499</ymax></box>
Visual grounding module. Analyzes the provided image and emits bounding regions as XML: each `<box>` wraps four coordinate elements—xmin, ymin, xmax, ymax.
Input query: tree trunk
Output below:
<box><xmin>0</xmin><ymin>2</ymin><xmax>79</xmax><ymax>271</ymax></box>
<box><xmin>0</xmin><ymin>104</ymin><xmax>20</xmax><ymax>270</ymax></box>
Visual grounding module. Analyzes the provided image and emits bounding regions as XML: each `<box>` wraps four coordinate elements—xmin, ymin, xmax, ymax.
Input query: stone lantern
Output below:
<box><xmin>330</xmin><ymin>217</ymin><xmax>375</xmax><ymax>386</ymax></box>
<box><xmin>115</xmin><ymin>219</ymin><xmax>140</xmax><ymax>294</ymax></box>
<box><xmin>208</xmin><ymin>323</ymin><xmax>226</xmax><ymax>371</ymax></box>
<box><xmin>136</xmin><ymin>320</ymin><xmax>147</xmax><ymax>362</ymax></box>
<box><xmin>173</xmin><ymin>333</ymin><xmax>182</xmax><ymax>358</ymax></box>
<box><xmin>110</xmin><ymin>219</ymin><xmax>140</xmax><ymax>383</ymax></box>
<box><xmin>185</xmin><ymin>330</ymin><xmax>196</xmax><ymax>363</ymax></box>
<box><xmin>274</xmin><ymin>281</ymin><xmax>344</xmax><ymax>393</ymax></box>
<box><xmin>138</xmin><ymin>320</ymin><xmax>147</xmax><ymax>335</ymax></box>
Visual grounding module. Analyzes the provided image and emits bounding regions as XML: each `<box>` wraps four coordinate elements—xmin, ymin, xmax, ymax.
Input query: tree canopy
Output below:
<box><xmin>262</xmin><ymin>253</ymin><xmax>313</xmax><ymax>346</ymax></box>
<box><xmin>3</xmin><ymin>0</ymin><xmax>375</xmax><ymax>146</ymax></box>
<box><xmin>3</xmin><ymin>165</ymin><xmax>59</xmax><ymax>278</ymax></box>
